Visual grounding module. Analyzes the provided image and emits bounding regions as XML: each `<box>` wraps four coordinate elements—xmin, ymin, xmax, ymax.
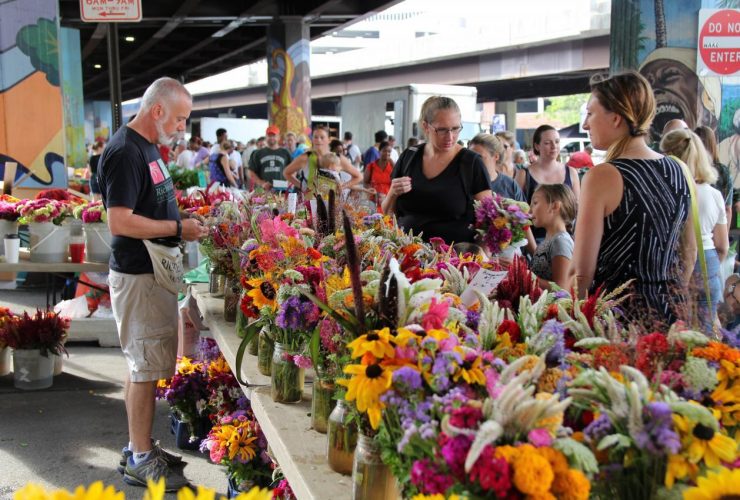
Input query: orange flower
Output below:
<box><xmin>692</xmin><ymin>342</ymin><xmax>740</xmax><ymax>364</ymax></box>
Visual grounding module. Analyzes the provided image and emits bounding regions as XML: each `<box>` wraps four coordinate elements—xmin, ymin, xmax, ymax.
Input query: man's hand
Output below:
<box><xmin>181</xmin><ymin>218</ymin><xmax>208</xmax><ymax>242</ymax></box>
<box><xmin>261</xmin><ymin>181</ymin><xmax>272</xmax><ymax>190</ymax></box>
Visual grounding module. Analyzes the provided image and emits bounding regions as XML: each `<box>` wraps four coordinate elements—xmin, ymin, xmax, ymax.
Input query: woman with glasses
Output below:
<box><xmin>382</xmin><ymin>96</ymin><xmax>492</xmax><ymax>244</ymax></box>
<box><xmin>494</xmin><ymin>130</ymin><xmax>517</xmax><ymax>178</ymax></box>
<box><xmin>568</xmin><ymin>71</ymin><xmax>696</xmax><ymax>326</ymax></box>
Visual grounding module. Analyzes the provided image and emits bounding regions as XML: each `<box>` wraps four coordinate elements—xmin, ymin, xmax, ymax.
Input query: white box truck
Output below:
<box><xmin>340</xmin><ymin>84</ymin><xmax>481</xmax><ymax>151</ymax></box>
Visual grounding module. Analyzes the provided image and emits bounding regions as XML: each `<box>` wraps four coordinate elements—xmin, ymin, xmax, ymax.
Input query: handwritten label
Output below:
<box><xmin>460</xmin><ymin>269</ymin><xmax>508</xmax><ymax>307</ymax></box>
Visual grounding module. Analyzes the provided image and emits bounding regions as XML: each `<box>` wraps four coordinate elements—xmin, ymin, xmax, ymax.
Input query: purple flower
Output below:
<box><xmin>410</xmin><ymin>459</ymin><xmax>455</xmax><ymax>494</ymax></box>
<box><xmin>634</xmin><ymin>402</ymin><xmax>680</xmax><ymax>456</ymax></box>
<box><xmin>466</xmin><ymin>309</ymin><xmax>481</xmax><ymax>330</ymax></box>
<box><xmin>393</xmin><ymin>366</ymin><xmax>423</xmax><ymax>392</ymax></box>
<box><xmin>276</xmin><ymin>296</ymin><xmax>320</xmax><ymax>331</ymax></box>
<box><xmin>584</xmin><ymin>414</ymin><xmax>613</xmax><ymax>445</ymax></box>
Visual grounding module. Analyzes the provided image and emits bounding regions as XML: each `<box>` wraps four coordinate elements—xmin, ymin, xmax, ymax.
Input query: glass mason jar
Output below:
<box><xmin>223</xmin><ymin>276</ymin><xmax>240</xmax><ymax>323</ymax></box>
<box><xmin>209</xmin><ymin>265</ymin><xmax>226</xmax><ymax>297</ymax></box>
<box><xmin>352</xmin><ymin>434</ymin><xmax>397</xmax><ymax>500</ymax></box>
<box><xmin>270</xmin><ymin>342</ymin><xmax>305</xmax><ymax>403</ymax></box>
<box><xmin>257</xmin><ymin>327</ymin><xmax>274</xmax><ymax>376</ymax></box>
<box><xmin>326</xmin><ymin>400</ymin><xmax>357</xmax><ymax>475</ymax></box>
<box><xmin>311</xmin><ymin>377</ymin><xmax>336</xmax><ymax>434</ymax></box>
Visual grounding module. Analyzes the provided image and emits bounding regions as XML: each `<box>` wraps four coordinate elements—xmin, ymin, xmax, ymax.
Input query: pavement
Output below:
<box><xmin>0</xmin><ymin>285</ymin><xmax>227</xmax><ymax>499</ymax></box>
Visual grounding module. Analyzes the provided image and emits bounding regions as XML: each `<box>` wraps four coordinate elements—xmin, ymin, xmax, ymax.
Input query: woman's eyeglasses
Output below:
<box><xmin>430</xmin><ymin>125</ymin><xmax>463</xmax><ymax>136</ymax></box>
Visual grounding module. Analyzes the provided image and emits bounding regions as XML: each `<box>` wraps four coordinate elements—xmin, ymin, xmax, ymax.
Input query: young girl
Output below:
<box><xmin>529</xmin><ymin>184</ymin><xmax>577</xmax><ymax>289</ymax></box>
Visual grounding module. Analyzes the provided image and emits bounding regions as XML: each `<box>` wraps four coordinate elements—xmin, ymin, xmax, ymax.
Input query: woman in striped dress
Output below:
<box><xmin>569</xmin><ymin>71</ymin><xmax>697</xmax><ymax>326</ymax></box>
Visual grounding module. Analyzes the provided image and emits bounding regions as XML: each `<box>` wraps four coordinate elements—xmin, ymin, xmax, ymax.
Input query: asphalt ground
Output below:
<box><xmin>0</xmin><ymin>286</ymin><xmax>226</xmax><ymax>499</ymax></box>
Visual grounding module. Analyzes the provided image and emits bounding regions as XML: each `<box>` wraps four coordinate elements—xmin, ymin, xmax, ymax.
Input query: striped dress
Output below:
<box><xmin>592</xmin><ymin>157</ymin><xmax>690</xmax><ymax>325</ymax></box>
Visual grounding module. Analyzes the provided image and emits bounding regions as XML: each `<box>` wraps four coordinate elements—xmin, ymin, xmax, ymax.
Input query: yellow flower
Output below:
<box><xmin>664</xmin><ymin>454</ymin><xmax>698</xmax><ymax>489</ymax></box>
<box><xmin>494</xmin><ymin>216</ymin><xmax>508</xmax><ymax>229</ymax></box>
<box><xmin>246</xmin><ymin>278</ymin><xmax>276</xmax><ymax>310</ymax></box>
<box><xmin>340</xmin><ymin>362</ymin><xmax>393</xmax><ymax>429</ymax></box>
<box><xmin>453</xmin><ymin>353</ymin><xmax>486</xmax><ymax>386</ymax></box>
<box><xmin>538</xmin><ymin>447</ymin><xmax>569</xmax><ymax>477</ymax></box>
<box><xmin>176</xmin><ymin>357</ymin><xmax>201</xmax><ymax>376</ymax></box>
<box><xmin>207</xmin><ymin>357</ymin><xmax>231</xmax><ymax>378</ymax></box>
<box><xmin>346</xmin><ymin>328</ymin><xmax>396</xmax><ymax>359</ymax></box>
<box><xmin>144</xmin><ymin>479</ymin><xmax>166</xmax><ymax>500</ymax></box>
<box><xmin>227</xmin><ymin>431</ymin><xmax>258</xmax><ymax>462</ymax></box>
<box><xmin>683</xmin><ymin>467</ymin><xmax>740</xmax><ymax>500</ymax></box>
<box><xmin>512</xmin><ymin>446</ymin><xmax>554</xmax><ymax>495</ymax></box>
<box><xmin>495</xmin><ymin>445</ymin><xmax>519</xmax><ymax>463</ymax></box>
<box><xmin>410</xmin><ymin>495</ymin><xmax>462</xmax><ymax>500</ymax></box>
<box><xmin>674</xmin><ymin>415</ymin><xmax>738</xmax><ymax>469</ymax></box>
<box><xmin>325</xmin><ymin>267</ymin><xmax>351</xmax><ymax>297</ymax></box>
<box><xmin>13</xmin><ymin>482</ymin><xmax>125</xmax><ymax>500</ymax></box>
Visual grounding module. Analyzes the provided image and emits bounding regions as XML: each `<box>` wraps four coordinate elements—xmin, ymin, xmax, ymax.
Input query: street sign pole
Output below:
<box><xmin>107</xmin><ymin>23</ymin><xmax>122</xmax><ymax>133</ymax></box>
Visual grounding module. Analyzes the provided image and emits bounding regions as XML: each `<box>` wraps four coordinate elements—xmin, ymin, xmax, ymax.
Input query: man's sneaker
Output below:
<box><xmin>123</xmin><ymin>455</ymin><xmax>189</xmax><ymax>492</ymax></box>
<box><xmin>117</xmin><ymin>441</ymin><xmax>184</xmax><ymax>474</ymax></box>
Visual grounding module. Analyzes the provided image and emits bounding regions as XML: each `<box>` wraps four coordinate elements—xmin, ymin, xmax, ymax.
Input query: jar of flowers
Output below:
<box><xmin>0</xmin><ymin>195</ymin><xmax>20</xmax><ymax>254</ymax></box>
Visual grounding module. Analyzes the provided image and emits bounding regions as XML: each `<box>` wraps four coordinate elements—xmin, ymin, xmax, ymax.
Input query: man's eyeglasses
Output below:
<box><xmin>430</xmin><ymin>125</ymin><xmax>463</xmax><ymax>137</ymax></box>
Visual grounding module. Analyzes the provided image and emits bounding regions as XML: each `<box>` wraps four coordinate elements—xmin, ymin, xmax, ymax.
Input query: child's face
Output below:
<box><xmin>530</xmin><ymin>191</ymin><xmax>554</xmax><ymax>228</ymax></box>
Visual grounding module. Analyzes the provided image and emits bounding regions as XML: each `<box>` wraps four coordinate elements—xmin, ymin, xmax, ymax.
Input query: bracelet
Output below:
<box><xmin>175</xmin><ymin>219</ymin><xmax>182</xmax><ymax>239</ymax></box>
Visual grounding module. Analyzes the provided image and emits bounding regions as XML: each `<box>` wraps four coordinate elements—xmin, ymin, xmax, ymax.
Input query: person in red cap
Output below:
<box><xmin>567</xmin><ymin>150</ymin><xmax>594</xmax><ymax>169</ymax></box>
<box><xmin>248</xmin><ymin>125</ymin><xmax>292</xmax><ymax>190</ymax></box>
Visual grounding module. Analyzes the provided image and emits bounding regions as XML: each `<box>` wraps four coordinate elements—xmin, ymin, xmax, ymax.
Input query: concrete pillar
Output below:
<box><xmin>267</xmin><ymin>18</ymin><xmax>312</xmax><ymax>141</ymax></box>
<box><xmin>0</xmin><ymin>0</ymin><xmax>67</xmax><ymax>191</ymax></box>
<box><xmin>496</xmin><ymin>101</ymin><xmax>517</xmax><ymax>136</ymax></box>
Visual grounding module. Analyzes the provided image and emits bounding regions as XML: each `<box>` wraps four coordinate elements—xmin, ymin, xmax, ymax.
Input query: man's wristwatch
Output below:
<box><xmin>175</xmin><ymin>219</ymin><xmax>182</xmax><ymax>239</ymax></box>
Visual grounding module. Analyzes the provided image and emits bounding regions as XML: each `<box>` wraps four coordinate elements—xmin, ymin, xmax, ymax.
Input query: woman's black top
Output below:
<box><xmin>393</xmin><ymin>147</ymin><xmax>490</xmax><ymax>244</ymax></box>
<box><xmin>592</xmin><ymin>157</ymin><xmax>690</xmax><ymax>325</ymax></box>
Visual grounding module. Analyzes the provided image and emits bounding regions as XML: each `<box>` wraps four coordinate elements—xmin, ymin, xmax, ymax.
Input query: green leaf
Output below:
<box><xmin>302</xmin><ymin>291</ymin><xmax>360</xmax><ymax>332</ymax></box>
<box><xmin>308</xmin><ymin>324</ymin><xmax>321</xmax><ymax>369</ymax></box>
<box><xmin>234</xmin><ymin>320</ymin><xmax>261</xmax><ymax>386</ymax></box>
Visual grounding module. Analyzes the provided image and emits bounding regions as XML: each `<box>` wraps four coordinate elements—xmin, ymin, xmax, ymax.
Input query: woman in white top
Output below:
<box><xmin>661</xmin><ymin>128</ymin><xmax>729</xmax><ymax>333</ymax></box>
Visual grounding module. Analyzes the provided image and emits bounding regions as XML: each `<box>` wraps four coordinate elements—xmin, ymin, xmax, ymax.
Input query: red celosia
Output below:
<box><xmin>635</xmin><ymin>332</ymin><xmax>670</xmax><ymax>378</ymax></box>
<box><xmin>593</xmin><ymin>344</ymin><xmax>630</xmax><ymax>372</ymax></box>
<box><xmin>469</xmin><ymin>445</ymin><xmax>512</xmax><ymax>494</ymax></box>
<box><xmin>495</xmin><ymin>256</ymin><xmax>542</xmax><ymax>311</ymax></box>
<box><xmin>496</xmin><ymin>320</ymin><xmax>521</xmax><ymax>344</ymax></box>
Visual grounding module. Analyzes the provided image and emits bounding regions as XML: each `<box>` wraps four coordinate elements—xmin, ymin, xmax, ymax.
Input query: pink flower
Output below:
<box><xmin>528</xmin><ymin>428</ymin><xmax>553</xmax><ymax>447</ymax></box>
<box><xmin>421</xmin><ymin>297</ymin><xmax>449</xmax><ymax>331</ymax></box>
<box><xmin>293</xmin><ymin>354</ymin><xmax>313</xmax><ymax>369</ymax></box>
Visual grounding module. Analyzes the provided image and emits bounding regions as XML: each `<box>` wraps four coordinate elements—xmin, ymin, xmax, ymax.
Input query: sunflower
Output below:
<box><xmin>346</xmin><ymin>328</ymin><xmax>396</xmax><ymax>360</ymax></box>
<box><xmin>673</xmin><ymin>415</ymin><xmax>738</xmax><ymax>468</ymax></box>
<box><xmin>683</xmin><ymin>467</ymin><xmax>740</xmax><ymax>500</ymax></box>
<box><xmin>340</xmin><ymin>362</ymin><xmax>393</xmax><ymax>429</ymax></box>
<box><xmin>246</xmin><ymin>278</ymin><xmax>277</xmax><ymax>310</ymax></box>
<box><xmin>453</xmin><ymin>353</ymin><xmax>486</xmax><ymax>386</ymax></box>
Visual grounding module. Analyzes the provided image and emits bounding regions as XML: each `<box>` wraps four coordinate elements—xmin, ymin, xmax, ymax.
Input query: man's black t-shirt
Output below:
<box><xmin>248</xmin><ymin>147</ymin><xmax>292</xmax><ymax>183</ymax></box>
<box><xmin>99</xmin><ymin>126</ymin><xmax>180</xmax><ymax>274</ymax></box>
<box><xmin>393</xmin><ymin>147</ymin><xmax>490</xmax><ymax>244</ymax></box>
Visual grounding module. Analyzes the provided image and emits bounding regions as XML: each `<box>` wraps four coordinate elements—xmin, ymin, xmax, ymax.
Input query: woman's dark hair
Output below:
<box><xmin>532</xmin><ymin>125</ymin><xmax>557</xmax><ymax>155</ymax></box>
<box><xmin>378</xmin><ymin>141</ymin><xmax>390</xmax><ymax>151</ymax></box>
<box><xmin>329</xmin><ymin>139</ymin><xmax>344</xmax><ymax>154</ymax></box>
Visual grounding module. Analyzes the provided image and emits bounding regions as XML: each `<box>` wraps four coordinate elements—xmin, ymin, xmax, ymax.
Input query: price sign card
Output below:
<box><xmin>460</xmin><ymin>269</ymin><xmax>508</xmax><ymax>307</ymax></box>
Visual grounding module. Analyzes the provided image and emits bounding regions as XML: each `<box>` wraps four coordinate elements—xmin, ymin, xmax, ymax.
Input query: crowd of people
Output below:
<box><xmin>88</xmin><ymin>71</ymin><xmax>738</xmax><ymax>340</ymax></box>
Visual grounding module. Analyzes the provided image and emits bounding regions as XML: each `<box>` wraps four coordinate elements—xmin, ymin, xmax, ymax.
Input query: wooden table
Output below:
<box><xmin>191</xmin><ymin>283</ymin><xmax>353</xmax><ymax>500</ymax></box>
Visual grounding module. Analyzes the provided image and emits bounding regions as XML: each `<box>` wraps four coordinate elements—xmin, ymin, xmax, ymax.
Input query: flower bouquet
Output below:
<box><xmin>472</xmin><ymin>195</ymin><xmax>531</xmax><ymax>256</ymax></box>
<box><xmin>200</xmin><ymin>410</ymin><xmax>273</xmax><ymax>493</ymax></box>
<box><xmin>156</xmin><ymin>356</ymin><xmax>211</xmax><ymax>445</ymax></box>
<box><xmin>0</xmin><ymin>194</ymin><xmax>20</xmax><ymax>222</ymax></box>
<box><xmin>0</xmin><ymin>308</ymin><xmax>69</xmax><ymax>357</ymax></box>
<box><xmin>72</xmin><ymin>201</ymin><xmax>107</xmax><ymax>224</ymax></box>
<box><xmin>16</xmin><ymin>198</ymin><xmax>71</xmax><ymax>225</ymax></box>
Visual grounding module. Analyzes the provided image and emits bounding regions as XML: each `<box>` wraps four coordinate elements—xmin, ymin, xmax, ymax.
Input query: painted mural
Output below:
<box><xmin>0</xmin><ymin>0</ymin><xmax>66</xmax><ymax>189</ymax></box>
<box><xmin>612</xmin><ymin>0</ymin><xmax>740</xmax><ymax>196</ymax></box>
<box><xmin>267</xmin><ymin>22</ymin><xmax>312</xmax><ymax>141</ymax></box>
<box><xmin>60</xmin><ymin>27</ymin><xmax>86</xmax><ymax>169</ymax></box>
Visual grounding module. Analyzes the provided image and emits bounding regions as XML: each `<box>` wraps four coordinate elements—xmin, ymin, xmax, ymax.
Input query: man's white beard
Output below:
<box><xmin>155</xmin><ymin>118</ymin><xmax>183</xmax><ymax>146</ymax></box>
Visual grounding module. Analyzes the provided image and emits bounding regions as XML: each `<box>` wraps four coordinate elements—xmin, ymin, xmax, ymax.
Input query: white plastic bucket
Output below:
<box><xmin>13</xmin><ymin>349</ymin><xmax>54</xmax><ymax>390</ymax></box>
<box><xmin>0</xmin><ymin>347</ymin><xmax>11</xmax><ymax>376</ymax></box>
<box><xmin>29</xmin><ymin>222</ymin><xmax>70</xmax><ymax>263</ymax></box>
<box><xmin>84</xmin><ymin>224</ymin><xmax>112</xmax><ymax>263</ymax></box>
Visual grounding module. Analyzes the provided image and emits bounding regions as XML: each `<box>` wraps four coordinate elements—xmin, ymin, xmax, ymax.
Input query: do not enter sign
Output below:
<box><xmin>698</xmin><ymin>9</ymin><xmax>740</xmax><ymax>76</ymax></box>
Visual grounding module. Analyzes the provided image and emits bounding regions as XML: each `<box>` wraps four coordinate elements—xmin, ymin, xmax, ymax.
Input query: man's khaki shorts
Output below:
<box><xmin>109</xmin><ymin>270</ymin><xmax>178</xmax><ymax>382</ymax></box>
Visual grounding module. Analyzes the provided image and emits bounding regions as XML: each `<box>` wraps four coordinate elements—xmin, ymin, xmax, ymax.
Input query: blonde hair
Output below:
<box><xmin>419</xmin><ymin>96</ymin><xmax>460</xmax><ymax>139</ymax></box>
<box><xmin>452</xmin><ymin>242</ymin><xmax>486</xmax><ymax>258</ymax></box>
<box><xmin>469</xmin><ymin>133</ymin><xmax>504</xmax><ymax>162</ymax></box>
<box><xmin>534</xmin><ymin>184</ymin><xmax>578</xmax><ymax>232</ymax></box>
<box><xmin>660</xmin><ymin>128</ymin><xmax>718</xmax><ymax>184</ymax></box>
<box><xmin>589</xmin><ymin>71</ymin><xmax>654</xmax><ymax>161</ymax></box>
<box><xmin>321</xmin><ymin>152</ymin><xmax>340</xmax><ymax>169</ymax></box>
